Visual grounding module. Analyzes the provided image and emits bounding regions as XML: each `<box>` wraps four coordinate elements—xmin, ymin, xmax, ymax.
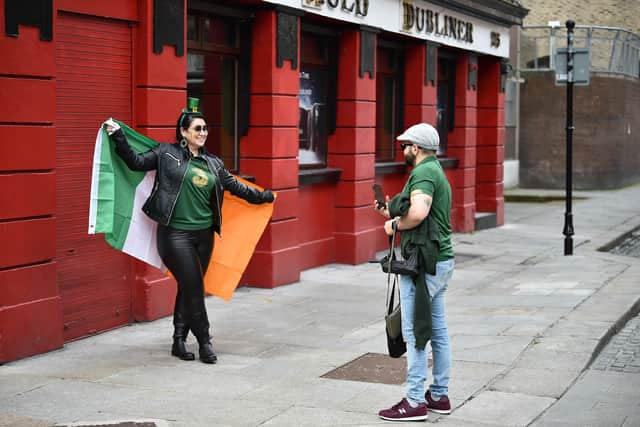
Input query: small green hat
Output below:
<box><xmin>186</xmin><ymin>97</ymin><xmax>199</xmax><ymax>112</ymax></box>
<box><xmin>179</xmin><ymin>97</ymin><xmax>201</xmax><ymax>127</ymax></box>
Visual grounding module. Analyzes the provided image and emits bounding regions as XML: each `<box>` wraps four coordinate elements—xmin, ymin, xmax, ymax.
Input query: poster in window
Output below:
<box><xmin>299</xmin><ymin>68</ymin><xmax>327</xmax><ymax>166</ymax></box>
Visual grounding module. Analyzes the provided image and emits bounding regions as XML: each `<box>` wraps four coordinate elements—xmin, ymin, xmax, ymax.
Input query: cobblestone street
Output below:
<box><xmin>592</xmin><ymin>314</ymin><xmax>640</xmax><ymax>374</ymax></box>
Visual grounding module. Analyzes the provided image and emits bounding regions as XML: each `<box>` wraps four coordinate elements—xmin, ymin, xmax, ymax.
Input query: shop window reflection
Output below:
<box><xmin>299</xmin><ymin>68</ymin><xmax>327</xmax><ymax>166</ymax></box>
<box><xmin>299</xmin><ymin>32</ymin><xmax>335</xmax><ymax>168</ymax></box>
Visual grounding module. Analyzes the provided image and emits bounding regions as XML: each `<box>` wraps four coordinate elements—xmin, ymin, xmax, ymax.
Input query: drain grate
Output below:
<box><xmin>322</xmin><ymin>352</ymin><xmax>415</xmax><ymax>385</ymax></box>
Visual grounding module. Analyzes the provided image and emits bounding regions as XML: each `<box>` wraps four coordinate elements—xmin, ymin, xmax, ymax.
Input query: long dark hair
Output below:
<box><xmin>175</xmin><ymin>112</ymin><xmax>206</xmax><ymax>142</ymax></box>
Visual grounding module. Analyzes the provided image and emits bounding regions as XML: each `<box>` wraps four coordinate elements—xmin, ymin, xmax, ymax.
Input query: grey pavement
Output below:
<box><xmin>2</xmin><ymin>184</ymin><xmax>640</xmax><ymax>427</ymax></box>
<box><xmin>532</xmin><ymin>312</ymin><xmax>640</xmax><ymax>427</ymax></box>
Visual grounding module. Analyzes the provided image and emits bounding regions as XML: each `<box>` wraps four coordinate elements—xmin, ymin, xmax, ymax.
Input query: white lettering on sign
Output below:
<box><xmin>302</xmin><ymin>0</ymin><xmax>369</xmax><ymax>17</ymax></box>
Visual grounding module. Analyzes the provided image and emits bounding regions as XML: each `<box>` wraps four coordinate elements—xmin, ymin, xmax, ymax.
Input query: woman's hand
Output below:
<box><xmin>260</xmin><ymin>189</ymin><xmax>275</xmax><ymax>203</ymax></box>
<box><xmin>103</xmin><ymin>118</ymin><xmax>120</xmax><ymax>135</ymax></box>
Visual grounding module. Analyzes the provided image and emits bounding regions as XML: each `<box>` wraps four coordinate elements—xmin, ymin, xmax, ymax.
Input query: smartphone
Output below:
<box><xmin>372</xmin><ymin>184</ymin><xmax>386</xmax><ymax>209</ymax></box>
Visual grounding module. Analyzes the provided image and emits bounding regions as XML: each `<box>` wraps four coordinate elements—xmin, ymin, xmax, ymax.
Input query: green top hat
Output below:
<box><xmin>179</xmin><ymin>97</ymin><xmax>201</xmax><ymax>127</ymax></box>
<box><xmin>186</xmin><ymin>97</ymin><xmax>199</xmax><ymax>112</ymax></box>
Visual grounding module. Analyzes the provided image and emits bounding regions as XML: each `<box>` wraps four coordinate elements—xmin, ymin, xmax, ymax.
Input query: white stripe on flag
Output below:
<box><xmin>121</xmin><ymin>171</ymin><xmax>165</xmax><ymax>270</ymax></box>
<box><xmin>88</xmin><ymin>128</ymin><xmax>104</xmax><ymax>234</ymax></box>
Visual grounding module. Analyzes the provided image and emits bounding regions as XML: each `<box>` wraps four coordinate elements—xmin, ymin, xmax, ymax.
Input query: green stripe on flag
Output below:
<box><xmin>90</xmin><ymin>120</ymin><xmax>159</xmax><ymax>251</ymax></box>
<box><xmin>106</xmin><ymin>121</ymin><xmax>159</xmax><ymax>250</ymax></box>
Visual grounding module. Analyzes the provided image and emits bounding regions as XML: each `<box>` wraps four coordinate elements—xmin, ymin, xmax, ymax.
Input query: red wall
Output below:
<box><xmin>129</xmin><ymin>0</ymin><xmax>186</xmax><ymax>321</ymax></box>
<box><xmin>0</xmin><ymin>2</ymin><xmax>62</xmax><ymax>363</ymax></box>
<box><xmin>241</xmin><ymin>9</ymin><xmax>302</xmax><ymax>287</ymax></box>
<box><xmin>476</xmin><ymin>57</ymin><xmax>505</xmax><ymax>225</ymax></box>
<box><xmin>0</xmin><ymin>1</ymin><xmax>506</xmax><ymax>362</ymax></box>
<box><xmin>330</xmin><ymin>29</ymin><xmax>378</xmax><ymax>265</ymax></box>
<box><xmin>448</xmin><ymin>54</ymin><xmax>478</xmax><ymax>232</ymax></box>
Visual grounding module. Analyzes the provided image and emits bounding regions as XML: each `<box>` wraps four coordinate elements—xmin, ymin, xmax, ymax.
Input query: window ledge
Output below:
<box><xmin>375</xmin><ymin>161</ymin><xmax>407</xmax><ymax>175</ymax></box>
<box><xmin>299</xmin><ymin>167</ymin><xmax>342</xmax><ymax>185</ymax></box>
<box><xmin>439</xmin><ymin>157</ymin><xmax>459</xmax><ymax>169</ymax></box>
<box><xmin>375</xmin><ymin>158</ymin><xmax>459</xmax><ymax>175</ymax></box>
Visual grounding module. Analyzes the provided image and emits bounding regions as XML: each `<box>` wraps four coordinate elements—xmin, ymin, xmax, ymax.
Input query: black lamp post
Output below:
<box><xmin>563</xmin><ymin>19</ymin><xmax>575</xmax><ymax>255</ymax></box>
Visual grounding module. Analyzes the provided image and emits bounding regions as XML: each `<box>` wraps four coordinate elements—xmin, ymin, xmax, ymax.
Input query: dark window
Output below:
<box><xmin>375</xmin><ymin>46</ymin><xmax>404</xmax><ymax>162</ymax></box>
<box><xmin>299</xmin><ymin>31</ymin><xmax>336</xmax><ymax>168</ymax></box>
<box><xmin>187</xmin><ymin>13</ymin><xmax>241</xmax><ymax>171</ymax></box>
<box><xmin>436</xmin><ymin>55</ymin><xmax>456</xmax><ymax>155</ymax></box>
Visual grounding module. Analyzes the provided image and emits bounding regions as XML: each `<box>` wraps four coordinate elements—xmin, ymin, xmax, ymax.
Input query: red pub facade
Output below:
<box><xmin>0</xmin><ymin>0</ymin><xmax>527</xmax><ymax>363</ymax></box>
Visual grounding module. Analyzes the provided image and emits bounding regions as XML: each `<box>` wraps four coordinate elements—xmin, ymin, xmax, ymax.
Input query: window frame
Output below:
<box><xmin>436</xmin><ymin>51</ymin><xmax>457</xmax><ymax>156</ymax></box>
<box><xmin>186</xmin><ymin>10</ymin><xmax>243</xmax><ymax>172</ymax></box>
<box><xmin>298</xmin><ymin>26</ymin><xmax>338</xmax><ymax>170</ymax></box>
<box><xmin>375</xmin><ymin>40</ymin><xmax>405</xmax><ymax>163</ymax></box>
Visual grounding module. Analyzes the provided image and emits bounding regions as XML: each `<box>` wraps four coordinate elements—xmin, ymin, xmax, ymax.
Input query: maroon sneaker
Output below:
<box><xmin>425</xmin><ymin>390</ymin><xmax>451</xmax><ymax>414</ymax></box>
<box><xmin>378</xmin><ymin>398</ymin><xmax>428</xmax><ymax>421</ymax></box>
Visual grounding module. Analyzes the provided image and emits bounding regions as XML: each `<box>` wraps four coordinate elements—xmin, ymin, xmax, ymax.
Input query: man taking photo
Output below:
<box><xmin>375</xmin><ymin>123</ymin><xmax>455</xmax><ymax>421</ymax></box>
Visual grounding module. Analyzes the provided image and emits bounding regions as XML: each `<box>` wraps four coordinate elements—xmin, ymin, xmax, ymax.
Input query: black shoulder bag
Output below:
<box><xmin>384</xmin><ymin>223</ymin><xmax>407</xmax><ymax>358</ymax></box>
<box><xmin>379</xmin><ymin>221</ymin><xmax>419</xmax><ymax>277</ymax></box>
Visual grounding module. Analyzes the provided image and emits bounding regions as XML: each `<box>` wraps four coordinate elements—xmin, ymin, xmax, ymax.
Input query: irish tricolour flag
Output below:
<box><xmin>88</xmin><ymin>120</ymin><xmax>164</xmax><ymax>269</ymax></box>
<box><xmin>88</xmin><ymin>121</ymin><xmax>274</xmax><ymax>300</ymax></box>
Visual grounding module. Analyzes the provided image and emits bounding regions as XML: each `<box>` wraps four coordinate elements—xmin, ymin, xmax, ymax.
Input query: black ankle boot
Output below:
<box><xmin>198</xmin><ymin>339</ymin><xmax>217</xmax><ymax>364</ymax></box>
<box><xmin>171</xmin><ymin>338</ymin><xmax>195</xmax><ymax>361</ymax></box>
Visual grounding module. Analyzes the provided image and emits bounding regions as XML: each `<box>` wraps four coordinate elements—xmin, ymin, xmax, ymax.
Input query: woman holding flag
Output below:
<box><xmin>103</xmin><ymin>100</ymin><xmax>275</xmax><ymax>364</ymax></box>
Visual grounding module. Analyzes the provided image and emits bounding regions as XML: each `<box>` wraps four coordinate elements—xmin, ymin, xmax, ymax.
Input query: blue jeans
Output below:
<box><xmin>400</xmin><ymin>258</ymin><xmax>454</xmax><ymax>403</ymax></box>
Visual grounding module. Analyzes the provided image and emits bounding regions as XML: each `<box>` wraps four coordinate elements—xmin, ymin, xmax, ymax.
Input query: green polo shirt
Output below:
<box><xmin>402</xmin><ymin>156</ymin><xmax>454</xmax><ymax>261</ymax></box>
<box><xmin>169</xmin><ymin>157</ymin><xmax>215</xmax><ymax>230</ymax></box>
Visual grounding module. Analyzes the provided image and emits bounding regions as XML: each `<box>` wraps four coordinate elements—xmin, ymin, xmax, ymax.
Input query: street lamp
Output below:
<box><xmin>563</xmin><ymin>19</ymin><xmax>576</xmax><ymax>255</ymax></box>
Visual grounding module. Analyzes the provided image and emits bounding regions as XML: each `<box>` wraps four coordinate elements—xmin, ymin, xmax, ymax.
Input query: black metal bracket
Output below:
<box><xmin>154</xmin><ymin>0</ymin><xmax>184</xmax><ymax>56</ymax></box>
<box><xmin>5</xmin><ymin>0</ymin><xmax>52</xmax><ymax>41</ymax></box>
<box><xmin>500</xmin><ymin>60</ymin><xmax>512</xmax><ymax>93</ymax></box>
<box><xmin>359</xmin><ymin>26</ymin><xmax>377</xmax><ymax>79</ymax></box>
<box><xmin>425</xmin><ymin>42</ymin><xmax>438</xmax><ymax>86</ymax></box>
<box><xmin>276</xmin><ymin>10</ymin><xmax>299</xmax><ymax>69</ymax></box>
<box><xmin>238</xmin><ymin>20</ymin><xmax>253</xmax><ymax>136</ymax></box>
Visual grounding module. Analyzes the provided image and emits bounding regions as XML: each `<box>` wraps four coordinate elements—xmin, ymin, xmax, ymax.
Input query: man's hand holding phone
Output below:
<box><xmin>373</xmin><ymin>184</ymin><xmax>391</xmax><ymax>219</ymax></box>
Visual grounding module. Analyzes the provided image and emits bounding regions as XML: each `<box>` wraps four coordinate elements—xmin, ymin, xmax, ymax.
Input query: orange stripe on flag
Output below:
<box><xmin>203</xmin><ymin>176</ymin><xmax>274</xmax><ymax>301</ymax></box>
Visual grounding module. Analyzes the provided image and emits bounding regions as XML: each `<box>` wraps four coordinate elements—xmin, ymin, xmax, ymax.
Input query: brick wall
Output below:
<box><xmin>519</xmin><ymin>72</ymin><xmax>640</xmax><ymax>189</ymax></box>
<box><xmin>520</xmin><ymin>0</ymin><xmax>640</xmax><ymax>33</ymax></box>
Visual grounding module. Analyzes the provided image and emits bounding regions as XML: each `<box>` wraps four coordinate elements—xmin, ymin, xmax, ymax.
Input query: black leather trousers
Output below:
<box><xmin>157</xmin><ymin>224</ymin><xmax>214</xmax><ymax>342</ymax></box>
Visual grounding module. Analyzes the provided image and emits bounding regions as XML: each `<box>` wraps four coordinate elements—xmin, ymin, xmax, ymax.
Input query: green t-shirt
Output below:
<box><xmin>402</xmin><ymin>156</ymin><xmax>454</xmax><ymax>261</ymax></box>
<box><xmin>169</xmin><ymin>157</ymin><xmax>215</xmax><ymax>230</ymax></box>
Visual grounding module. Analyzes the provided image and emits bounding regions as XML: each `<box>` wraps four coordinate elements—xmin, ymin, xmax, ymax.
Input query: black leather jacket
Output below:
<box><xmin>110</xmin><ymin>128</ymin><xmax>265</xmax><ymax>234</ymax></box>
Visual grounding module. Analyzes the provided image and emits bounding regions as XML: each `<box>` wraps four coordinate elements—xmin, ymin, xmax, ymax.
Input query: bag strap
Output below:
<box><xmin>387</xmin><ymin>274</ymin><xmax>400</xmax><ymax>315</ymax></box>
<box><xmin>386</xmin><ymin>221</ymin><xmax>400</xmax><ymax>315</ymax></box>
<box><xmin>386</xmin><ymin>220</ymin><xmax>398</xmax><ymax>276</ymax></box>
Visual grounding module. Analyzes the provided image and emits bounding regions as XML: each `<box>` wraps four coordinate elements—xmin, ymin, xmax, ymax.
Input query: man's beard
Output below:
<box><xmin>404</xmin><ymin>151</ymin><xmax>416</xmax><ymax>166</ymax></box>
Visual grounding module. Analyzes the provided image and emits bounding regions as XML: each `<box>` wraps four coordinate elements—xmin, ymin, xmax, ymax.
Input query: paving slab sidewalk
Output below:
<box><xmin>1</xmin><ymin>184</ymin><xmax>640</xmax><ymax>427</ymax></box>
<box><xmin>533</xmin><ymin>312</ymin><xmax>640</xmax><ymax>427</ymax></box>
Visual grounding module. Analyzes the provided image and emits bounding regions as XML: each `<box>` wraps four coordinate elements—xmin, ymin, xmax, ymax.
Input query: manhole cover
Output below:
<box><xmin>322</xmin><ymin>352</ymin><xmax>427</xmax><ymax>385</ymax></box>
